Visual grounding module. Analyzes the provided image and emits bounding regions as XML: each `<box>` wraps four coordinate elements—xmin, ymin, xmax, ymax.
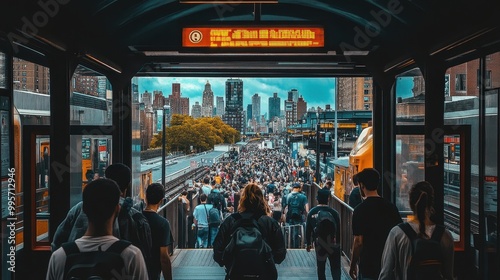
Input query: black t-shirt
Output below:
<box><xmin>352</xmin><ymin>196</ymin><xmax>402</xmax><ymax>278</ymax></box>
<box><xmin>305</xmin><ymin>205</ymin><xmax>340</xmax><ymax>246</ymax></box>
<box><xmin>143</xmin><ymin>211</ymin><xmax>174</xmax><ymax>279</ymax></box>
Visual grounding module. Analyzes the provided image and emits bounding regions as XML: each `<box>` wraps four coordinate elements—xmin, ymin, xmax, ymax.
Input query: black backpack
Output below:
<box><xmin>314</xmin><ymin>210</ymin><xmax>337</xmax><ymax>242</ymax></box>
<box><xmin>208</xmin><ymin>191</ymin><xmax>223</xmax><ymax>210</ymax></box>
<box><xmin>62</xmin><ymin>240</ymin><xmax>131</xmax><ymax>280</ymax></box>
<box><xmin>222</xmin><ymin>213</ymin><xmax>277</xmax><ymax>280</ymax></box>
<box><xmin>118</xmin><ymin>198</ymin><xmax>152</xmax><ymax>266</ymax></box>
<box><xmin>204</xmin><ymin>204</ymin><xmax>221</xmax><ymax>226</ymax></box>
<box><xmin>398</xmin><ymin>222</ymin><xmax>446</xmax><ymax>280</ymax></box>
<box><xmin>287</xmin><ymin>193</ymin><xmax>304</xmax><ymax>220</ymax></box>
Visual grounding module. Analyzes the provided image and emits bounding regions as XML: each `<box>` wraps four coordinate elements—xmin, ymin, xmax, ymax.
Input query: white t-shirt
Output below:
<box><xmin>46</xmin><ymin>235</ymin><xmax>148</xmax><ymax>280</ymax></box>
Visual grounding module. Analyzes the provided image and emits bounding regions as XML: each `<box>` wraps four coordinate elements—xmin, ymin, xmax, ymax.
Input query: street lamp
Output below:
<box><xmin>161</xmin><ymin>104</ymin><xmax>170</xmax><ymax>186</ymax></box>
<box><xmin>315</xmin><ymin>111</ymin><xmax>321</xmax><ymax>185</ymax></box>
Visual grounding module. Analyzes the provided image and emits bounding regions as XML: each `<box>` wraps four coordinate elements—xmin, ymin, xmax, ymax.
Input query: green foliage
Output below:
<box><xmin>149</xmin><ymin>115</ymin><xmax>241</xmax><ymax>153</ymax></box>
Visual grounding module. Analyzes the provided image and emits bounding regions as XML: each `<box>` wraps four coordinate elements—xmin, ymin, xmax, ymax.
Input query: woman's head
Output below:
<box><xmin>238</xmin><ymin>183</ymin><xmax>269</xmax><ymax>215</ymax></box>
<box><xmin>409</xmin><ymin>181</ymin><xmax>435</xmax><ymax>238</ymax></box>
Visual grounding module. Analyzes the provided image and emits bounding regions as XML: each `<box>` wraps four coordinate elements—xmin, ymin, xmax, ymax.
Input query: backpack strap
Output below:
<box><xmin>61</xmin><ymin>241</ymin><xmax>80</xmax><ymax>256</ymax></box>
<box><xmin>398</xmin><ymin>222</ymin><xmax>417</xmax><ymax>242</ymax></box>
<box><xmin>430</xmin><ymin>224</ymin><xmax>445</xmax><ymax>242</ymax></box>
<box><xmin>106</xmin><ymin>240</ymin><xmax>132</xmax><ymax>254</ymax></box>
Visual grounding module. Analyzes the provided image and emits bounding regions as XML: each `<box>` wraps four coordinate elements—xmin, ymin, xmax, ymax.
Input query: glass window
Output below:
<box><xmin>396</xmin><ymin>68</ymin><xmax>425</xmax><ymax>125</ymax></box>
<box><xmin>444</xmin><ymin>58</ymin><xmax>481</xmax><ymax>242</ymax></box>
<box><xmin>0</xmin><ymin>52</ymin><xmax>6</xmax><ymax>89</ymax></box>
<box><xmin>70</xmin><ymin>65</ymin><xmax>112</xmax><ymax>126</ymax></box>
<box><xmin>483</xmin><ymin>89</ymin><xmax>497</xmax><ymax>252</ymax></box>
<box><xmin>364</xmin><ymin>97</ymin><xmax>369</xmax><ymax>102</ymax></box>
<box><xmin>485</xmin><ymin>52</ymin><xmax>500</xmax><ymax>89</ymax></box>
<box><xmin>13</xmin><ymin>58</ymin><xmax>50</xmax><ymax>94</ymax></box>
<box><xmin>395</xmin><ymin>135</ymin><xmax>425</xmax><ymax>212</ymax></box>
<box><xmin>455</xmin><ymin>74</ymin><xmax>466</xmax><ymax>91</ymax></box>
<box><xmin>70</xmin><ymin>135</ymin><xmax>112</xmax><ymax>207</ymax></box>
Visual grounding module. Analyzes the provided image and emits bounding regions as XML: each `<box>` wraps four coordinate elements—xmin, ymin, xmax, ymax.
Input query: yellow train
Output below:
<box><xmin>334</xmin><ymin>126</ymin><xmax>373</xmax><ymax>202</ymax></box>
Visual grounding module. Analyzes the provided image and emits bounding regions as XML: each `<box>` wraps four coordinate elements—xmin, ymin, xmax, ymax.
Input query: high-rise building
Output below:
<box><xmin>296</xmin><ymin>96</ymin><xmax>307</xmax><ymax>120</ymax></box>
<box><xmin>202</xmin><ymin>80</ymin><xmax>214</xmax><ymax>117</ymax></box>
<box><xmin>268</xmin><ymin>92</ymin><xmax>281</xmax><ymax>121</ymax></box>
<box><xmin>191</xmin><ymin>101</ymin><xmax>202</xmax><ymax>118</ymax></box>
<box><xmin>252</xmin><ymin>93</ymin><xmax>261</xmax><ymax>123</ymax></box>
<box><xmin>165</xmin><ymin>83</ymin><xmax>189</xmax><ymax>115</ymax></box>
<box><xmin>337</xmin><ymin>77</ymin><xmax>373</xmax><ymax>111</ymax></box>
<box><xmin>223</xmin><ymin>78</ymin><xmax>244</xmax><ymax>132</ymax></box>
<box><xmin>216</xmin><ymin>96</ymin><xmax>225</xmax><ymax>116</ymax></box>
<box><xmin>152</xmin><ymin>90</ymin><xmax>164</xmax><ymax>109</ymax></box>
<box><xmin>12</xmin><ymin>58</ymin><xmax>50</xmax><ymax>94</ymax></box>
<box><xmin>284</xmin><ymin>99</ymin><xmax>297</xmax><ymax>128</ymax></box>
<box><xmin>247</xmin><ymin>104</ymin><xmax>252</xmax><ymax>123</ymax></box>
<box><xmin>288</xmin><ymin>89</ymin><xmax>299</xmax><ymax>103</ymax></box>
<box><xmin>142</xmin><ymin>91</ymin><xmax>153</xmax><ymax>107</ymax></box>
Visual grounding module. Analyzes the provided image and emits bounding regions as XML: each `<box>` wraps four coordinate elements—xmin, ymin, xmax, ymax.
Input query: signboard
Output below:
<box><xmin>183</xmin><ymin>26</ymin><xmax>324</xmax><ymax>48</ymax></box>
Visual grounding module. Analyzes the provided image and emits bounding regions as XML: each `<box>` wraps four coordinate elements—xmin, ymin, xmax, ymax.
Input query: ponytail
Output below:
<box><xmin>415</xmin><ymin>192</ymin><xmax>428</xmax><ymax>238</ymax></box>
<box><xmin>409</xmin><ymin>181</ymin><xmax>435</xmax><ymax>239</ymax></box>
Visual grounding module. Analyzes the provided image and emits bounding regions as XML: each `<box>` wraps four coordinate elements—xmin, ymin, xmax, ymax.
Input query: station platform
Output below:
<box><xmin>169</xmin><ymin>249</ymin><xmax>352</xmax><ymax>280</ymax></box>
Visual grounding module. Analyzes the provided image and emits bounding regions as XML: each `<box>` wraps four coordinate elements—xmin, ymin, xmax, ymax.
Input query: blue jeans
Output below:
<box><xmin>209</xmin><ymin>225</ymin><xmax>219</xmax><ymax>247</ymax></box>
<box><xmin>196</xmin><ymin>226</ymin><xmax>209</xmax><ymax>248</ymax></box>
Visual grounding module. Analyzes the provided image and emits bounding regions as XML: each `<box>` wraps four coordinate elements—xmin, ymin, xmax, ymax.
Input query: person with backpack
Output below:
<box><xmin>305</xmin><ymin>188</ymin><xmax>341</xmax><ymax>280</ymax></box>
<box><xmin>193</xmin><ymin>193</ymin><xmax>213</xmax><ymax>248</ymax></box>
<box><xmin>349</xmin><ymin>168</ymin><xmax>402</xmax><ymax>280</ymax></box>
<box><xmin>379</xmin><ymin>181</ymin><xmax>455</xmax><ymax>280</ymax></box>
<box><xmin>143</xmin><ymin>183</ymin><xmax>174</xmax><ymax>280</ymax></box>
<box><xmin>213</xmin><ymin>183</ymin><xmax>286</xmax><ymax>280</ymax></box>
<box><xmin>51</xmin><ymin>163</ymin><xmax>153</xmax><ymax>269</ymax></box>
<box><xmin>46</xmin><ymin>178</ymin><xmax>148</xmax><ymax>279</ymax></box>
<box><xmin>283</xmin><ymin>182</ymin><xmax>309</xmax><ymax>248</ymax></box>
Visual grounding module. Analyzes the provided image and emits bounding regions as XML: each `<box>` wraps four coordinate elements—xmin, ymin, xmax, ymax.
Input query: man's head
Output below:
<box><xmin>203</xmin><ymin>177</ymin><xmax>210</xmax><ymax>185</ymax></box>
<box><xmin>200</xmin><ymin>193</ymin><xmax>208</xmax><ymax>202</ymax></box>
<box><xmin>146</xmin><ymin>183</ymin><xmax>165</xmax><ymax>205</ymax></box>
<box><xmin>356</xmin><ymin>168</ymin><xmax>380</xmax><ymax>191</ymax></box>
<box><xmin>316</xmin><ymin>188</ymin><xmax>330</xmax><ymax>204</ymax></box>
<box><xmin>82</xmin><ymin>178</ymin><xmax>121</xmax><ymax>226</ymax></box>
<box><xmin>292</xmin><ymin>182</ymin><xmax>301</xmax><ymax>191</ymax></box>
<box><xmin>104</xmin><ymin>163</ymin><xmax>131</xmax><ymax>194</ymax></box>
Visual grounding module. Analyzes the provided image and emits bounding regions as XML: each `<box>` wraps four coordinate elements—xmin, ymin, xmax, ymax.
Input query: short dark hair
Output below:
<box><xmin>356</xmin><ymin>168</ymin><xmax>380</xmax><ymax>191</ymax></box>
<box><xmin>82</xmin><ymin>178</ymin><xmax>121</xmax><ymax>225</ymax></box>
<box><xmin>146</xmin><ymin>183</ymin><xmax>165</xmax><ymax>205</ymax></box>
<box><xmin>316</xmin><ymin>188</ymin><xmax>330</xmax><ymax>204</ymax></box>
<box><xmin>104</xmin><ymin>163</ymin><xmax>131</xmax><ymax>193</ymax></box>
<box><xmin>200</xmin><ymin>193</ymin><xmax>207</xmax><ymax>202</ymax></box>
<box><xmin>203</xmin><ymin>177</ymin><xmax>210</xmax><ymax>184</ymax></box>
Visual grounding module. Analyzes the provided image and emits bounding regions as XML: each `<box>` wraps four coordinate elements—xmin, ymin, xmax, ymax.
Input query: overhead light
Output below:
<box><xmin>430</xmin><ymin>28</ymin><xmax>494</xmax><ymax>56</ymax></box>
<box><xmin>179</xmin><ymin>0</ymin><xmax>278</xmax><ymax>3</ymax></box>
<box><xmin>445</xmin><ymin>49</ymin><xmax>477</xmax><ymax>62</ymax></box>
<box><xmin>343</xmin><ymin>51</ymin><xmax>369</xmax><ymax>56</ymax></box>
<box><xmin>85</xmin><ymin>54</ymin><xmax>122</xmax><ymax>74</ymax></box>
<box><xmin>33</xmin><ymin>35</ymin><xmax>66</xmax><ymax>52</ymax></box>
<box><xmin>384</xmin><ymin>58</ymin><xmax>414</xmax><ymax>73</ymax></box>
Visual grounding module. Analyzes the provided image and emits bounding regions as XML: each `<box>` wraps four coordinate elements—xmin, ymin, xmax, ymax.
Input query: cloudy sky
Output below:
<box><xmin>138</xmin><ymin>77</ymin><xmax>337</xmax><ymax>116</ymax></box>
<box><xmin>138</xmin><ymin>77</ymin><xmax>415</xmax><ymax>116</ymax></box>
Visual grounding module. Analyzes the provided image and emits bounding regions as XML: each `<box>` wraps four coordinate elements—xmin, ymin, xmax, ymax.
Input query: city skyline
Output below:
<box><xmin>138</xmin><ymin>77</ymin><xmax>337</xmax><ymax>116</ymax></box>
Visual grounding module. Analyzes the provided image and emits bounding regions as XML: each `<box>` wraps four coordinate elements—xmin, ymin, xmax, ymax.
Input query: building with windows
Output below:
<box><xmin>223</xmin><ymin>78</ymin><xmax>244</xmax><ymax>132</ymax></box>
<box><xmin>297</xmin><ymin>96</ymin><xmax>307</xmax><ymax>120</ymax></box>
<box><xmin>268</xmin><ymin>92</ymin><xmax>281</xmax><ymax>121</ymax></box>
<box><xmin>252</xmin><ymin>93</ymin><xmax>261</xmax><ymax>123</ymax></box>
<box><xmin>191</xmin><ymin>101</ymin><xmax>202</xmax><ymax>118</ymax></box>
<box><xmin>337</xmin><ymin>77</ymin><xmax>373</xmax><ymax>111</ymax></box>
<box><xmin>202</xmin><ymin>80</ymin><xmax>214</xmax><ymax>117</ymax></box>
<box><xmin>216</xmin><ymin>96</ymin><xmax>224</xmax><ymax>116</ymax></box>
<box><xmin>165</xmin><ymin>83</ymin><xmax>189</xmax><ymax>115</ymax></box>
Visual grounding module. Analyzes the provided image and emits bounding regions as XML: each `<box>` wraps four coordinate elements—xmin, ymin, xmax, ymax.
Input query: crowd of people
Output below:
<box><xmin>45</xmin><ymin>140</ymin><xmax>455</xmax><ymax>280</ymax></box>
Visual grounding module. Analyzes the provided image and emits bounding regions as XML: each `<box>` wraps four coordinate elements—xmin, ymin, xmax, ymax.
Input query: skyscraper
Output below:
<box><xmin>202</xmin><ymin>80</ymin><xmax>214</xmax><ymax>117</ymax></box>
<box><xmin>247</xmin><ymin>104</ymin><xmax>252</xmax><ymax>123</ymax></box>
<box><xmin>166</xmin><ymin>83</ymin><xmax>190</xmax><ymax>115</ymax></box>
<box><xmin>191</xmin><ymin>101</ymin><xmax>202</xmax><ymax>118</ymax></box>
<box><xmin>284</xmin><ymin>99</ymin><xmax>297</xmax><ymax>128</ymax></box>
<box><xmin>268</xmin><ymin>92</ymin><xmax>281</xmax><ymax>121</ymax></box>
<box><xmin>296</xmin><ymin>96</ymin><xmax>307</xmax><ymax>120</ymax></box>
<box><xmin>216</xmin><ymin>96</ymin><xmax>225</xmax><ymax>116</ymax></box>
<box><xmin>223</xmin><ymin>78</ymin><xmax>244</xmax><ymax>132</ymax></box>
<box><xmin>288</xmin><ymin>89</ymin><xmax>299</xmax><ymax>103</ymax></box>
<box><xmin>251</xmin><ymin>93</ymin><xmax>261</xmax><ymax>123</ymax></box>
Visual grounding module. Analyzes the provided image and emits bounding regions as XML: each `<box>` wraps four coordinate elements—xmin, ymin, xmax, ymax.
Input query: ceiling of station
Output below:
<box><xmin>1</xmin><ymin>0</ymin><xmax>499</xmax><ymax>77</ymax></box>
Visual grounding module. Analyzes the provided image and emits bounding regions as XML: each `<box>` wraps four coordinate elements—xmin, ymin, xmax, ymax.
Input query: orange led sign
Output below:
<box><xmin>182</xmin><ymin>27</ymin><xmax>324</xmax><ymax>48</ymax></box>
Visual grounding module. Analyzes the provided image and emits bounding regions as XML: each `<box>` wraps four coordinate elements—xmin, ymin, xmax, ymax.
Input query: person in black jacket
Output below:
<box><xmin>213</xmin><ymin>183</ymin><xmax>287</xmax><ymax>279</ymax></box>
